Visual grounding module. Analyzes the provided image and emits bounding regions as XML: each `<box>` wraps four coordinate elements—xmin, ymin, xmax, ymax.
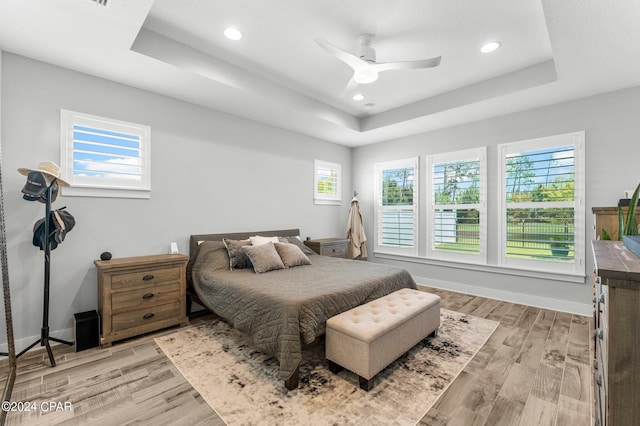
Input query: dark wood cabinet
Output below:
<box><xmin>592</xmin><ymin>241</ymin><xmax>640</xmax><ymax>426</ymax></box>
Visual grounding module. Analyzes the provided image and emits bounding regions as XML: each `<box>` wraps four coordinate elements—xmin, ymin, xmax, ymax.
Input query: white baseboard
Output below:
<box><xmin>413</xmin><ymin>275</ymin><xmax>592</xmax><ymax>316</ymax></box>
<box><xmin>0</xmin><ymin>328</ymin><xmax>74</xmax><ymax>354</ymax></box>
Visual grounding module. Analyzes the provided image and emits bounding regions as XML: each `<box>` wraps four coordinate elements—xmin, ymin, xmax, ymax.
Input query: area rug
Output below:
<box><xmin>155</xmin><ymin>309</ymin><xmax>497</xmax><ymax>425</ymax></box>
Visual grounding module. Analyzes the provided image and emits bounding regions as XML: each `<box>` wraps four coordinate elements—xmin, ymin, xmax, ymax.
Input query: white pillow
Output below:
<box><xmin>250</xmin><ymin>235</ymin><xmax>280</xmax><ymax>246</ymax></box>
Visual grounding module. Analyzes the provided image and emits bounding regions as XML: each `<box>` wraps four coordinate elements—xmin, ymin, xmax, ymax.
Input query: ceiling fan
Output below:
<box><xmin>315</xmin><ymin>34</ymin><xmax>442</xmax><ymax>92</ymax></box>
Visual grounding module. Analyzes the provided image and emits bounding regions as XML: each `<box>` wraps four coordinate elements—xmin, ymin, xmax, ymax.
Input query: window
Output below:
<box><xmin>427</xmin><ymin>148</ymin><xmax>487</xmax><ymax>262</ymax></box>
<box><xmin>314</xmin><ymin>160</ymin><xmax>341</xmax><ymax>205</ymax></box>
<box><xmin>60</xmin><ymin>110</ymin><xmax>151</xmax><ymax>198</ymax></box>
<box><xmin>375</xmin><ymin>158</ymin><xmax>418</xmax><ymax>255</ymax></box>
<box><xmin>498</xmin><ymin>132</ymin><xmax>585</xmax><ymax>274</ymax></box>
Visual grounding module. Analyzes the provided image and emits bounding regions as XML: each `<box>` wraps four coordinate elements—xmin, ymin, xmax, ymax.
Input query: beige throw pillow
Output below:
<box><xmin>249</xmin><ymin>235</ymin><xmax>280</xmax><ymax>246</ymax></box>
<box><xmin>274</xmin><ymin>242</ymin><xmax>312</xmax><ymax>268</ymax></box>
<box><xmin>242</xmin><ymin>242</ymin><xmax>285</xmax><ymax>273</ymax></box>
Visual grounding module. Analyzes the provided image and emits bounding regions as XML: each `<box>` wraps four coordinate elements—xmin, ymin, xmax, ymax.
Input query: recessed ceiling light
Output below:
<box><xmin>480</xmin><ymin>41</ymin><xmax>502</xmax><ymax>53</ymax></box>
<box><xmin>352</xmin><ymin>94</ymin><xmax>365</xmax><ymax>101</ymax></box>
<box><xmin>224</xmin><ymin>27</ymin><xmax>243</xmax><ymax>41</ymax></box>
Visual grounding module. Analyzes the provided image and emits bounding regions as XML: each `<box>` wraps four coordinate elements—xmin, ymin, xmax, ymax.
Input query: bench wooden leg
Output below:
<box><xmin>430</xmin><ymin>328</ymin><xmax>438</xmax><ymax>338</ymax></box>
<box><xmin>284</xmin><ymin>364</ymin><xmax>300</xmax><ymax>390</ymax></box>
<box><xmin>327</xmin><ymin>360</ymin><xmax>344</xmax><ymax>374</ymax></box>
<box><xmin>359</xmin><ymin>375</ymin><xmax>375</xmax><ymax>392</ymax></box>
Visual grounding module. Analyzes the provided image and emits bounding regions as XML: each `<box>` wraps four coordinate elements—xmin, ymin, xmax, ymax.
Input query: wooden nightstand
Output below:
<box><xmin>95</xmin><ymin>254</ymin><xmax>189</xmax><ymax>347</ymax></box>
<box><xmin>304</xmin><ymin>238</ymin><xmax>349</xmax><ymax>258</ymax></box>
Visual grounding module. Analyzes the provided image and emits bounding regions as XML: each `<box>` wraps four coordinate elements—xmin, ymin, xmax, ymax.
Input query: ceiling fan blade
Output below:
<box><xmin>372</xmin><ymin>55</ymin><xmax>442</xmax><ymax>73</ymax></box>
<box><xmin>315</xmin><ymin>37</ymin><xmax>369</xmax><ymax>71</ymax></box>
<box><xmin>339</xmin><ymin>77</ymin><xmax>360</xmax><ymax>97</ymax></box>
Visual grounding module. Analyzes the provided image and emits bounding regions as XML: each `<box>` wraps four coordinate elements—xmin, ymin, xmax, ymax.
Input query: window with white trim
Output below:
<box><xmin>60</xmin><ymin>109</ymin><xmax>151</xmax><ymax>198</ymax></box>
<box><xmin>375</xmin><ymin>158</ymin><xmax>418</xmax><ymax>255</ymax></box>
<box><xmin>498</xmin><ymin>131</ymin><xmax>585</xmax><ymax>275</ymax></box>
<box><xmin>427</xmin><ymin>147</ymin><xmax>487</xmax><ymax>262</ymax></box>
<box><xmin>314</xmin><ymin>160</ymin><xmax>341</xmax><ymax>205</ymax></box>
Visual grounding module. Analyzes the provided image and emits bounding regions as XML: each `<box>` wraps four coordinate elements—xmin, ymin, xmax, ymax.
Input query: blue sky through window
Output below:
<box><xmin>72</xmin><ymin>125</ymin><xmax>142</xmax><ymax>179</ymax></box>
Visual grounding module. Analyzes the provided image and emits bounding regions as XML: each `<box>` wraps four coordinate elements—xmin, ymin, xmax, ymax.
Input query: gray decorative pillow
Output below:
<box><xmin>242</xmin><ymin>242</ymin><xmax>285</xmax><ymax>273</ymax></box>
<box><xmin>222</xmin><ymin>238</ymin><xmax>252</xmax><ymax>270</ymax></box>
<box><xmin>193</xmin><ymin>241</ymin><xmax>230</xmax><ymax>271</ymax></box>
<box><xmin>275</xmin><ymin>242</ymin><xmax>312</xmax><ymax>268</ymax></box>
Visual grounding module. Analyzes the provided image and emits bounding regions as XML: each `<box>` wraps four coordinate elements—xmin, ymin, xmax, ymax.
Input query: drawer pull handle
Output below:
<box><xmin>143</xmin><ymin>313</ymin><xmax>154</xmax><ymax>320</ymax></box>
<box><xmin>594</xmin><ymin>328</ymin><xmax>604</xmax><ymax>339</ymax></box>
<box><xmin>142</xmin><ymin>293</ymin><xmax>154</xmax><ymax>300</ymax></box>
<box><xmin>142</xmin><ymin>275</ymin><xmax>154</xmax><ymax>281</ymax></box>
<box><xmin>596</xmin><ymin>374</ymin><xmax>602</xmax><ymax>387</ymax></box>
<box><xmin>599</xmin><ymin>294</ymin><xmax>605</xmax><ymax>304</ymax></box>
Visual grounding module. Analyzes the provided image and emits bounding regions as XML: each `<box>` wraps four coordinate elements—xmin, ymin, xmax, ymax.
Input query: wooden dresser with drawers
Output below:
<box><xmin>591</xmin><ymin>240</ymin><xmax>640</xmax><ymax>426</ymax></box>
<box><xmin>95</xmin><ymin>254</ymin><xmax>189</xmax><ymax>347</ymax></box>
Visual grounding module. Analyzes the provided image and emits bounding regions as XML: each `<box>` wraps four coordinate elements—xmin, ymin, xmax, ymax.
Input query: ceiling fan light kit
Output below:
<box><xmin>354</xmin><ymin>67</ymin><xmax>378</xmax><ymax>84</ymax></box>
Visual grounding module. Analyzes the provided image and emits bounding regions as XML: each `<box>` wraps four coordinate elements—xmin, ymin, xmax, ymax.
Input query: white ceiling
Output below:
<box><xmin>1</xmin><ymin>0</ymin><xmax>640</xmax><ymax>147</ymax></box>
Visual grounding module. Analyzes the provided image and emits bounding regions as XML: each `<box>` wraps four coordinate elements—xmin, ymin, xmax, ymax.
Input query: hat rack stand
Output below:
<box><xmin>0</xmin><ymin>145</ymin><xmax>17</xmax><ymax>424</ymax></box>
<box><xmin>16</xmin><ymin>177</ymin><xmax>73</xmax><ymax>366</ymax></box>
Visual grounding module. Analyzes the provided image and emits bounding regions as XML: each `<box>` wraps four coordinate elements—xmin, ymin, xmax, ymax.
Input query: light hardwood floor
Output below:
<box><xmin>418</xmin><ymin>287</ymin><xmax>592</xmax><ymax>426</ymax></box>
<box><xmin>0</xmin><ymin>287</ymin><xmax>592</xmax><ymax>425</ymax></box>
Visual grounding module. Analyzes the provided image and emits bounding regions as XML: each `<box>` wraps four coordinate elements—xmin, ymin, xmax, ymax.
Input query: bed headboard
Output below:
<box><xmin>189</xmin><ymin>228</ymin><xmax>301</xmax><ymax>259</ymax></box>
<box><xmin>187</xmin><ymin>228</ymin><xmax>301</xmax><ymax>286</ymax></box>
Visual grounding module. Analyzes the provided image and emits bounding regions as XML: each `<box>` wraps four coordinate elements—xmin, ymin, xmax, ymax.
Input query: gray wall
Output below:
<box><xmin>353</xmin><ymin>86</ymin><xmax>640</xmax><ymax>314</ymax></box>
<box><xmin>3</xmin><ymin>49</ymin><xmax>639</xmax><ymax>349</ymax></box>
<box><xmin>0</xmin><ymin>53</ymin><xmax>352</xmax><ymax>349</ymax></box>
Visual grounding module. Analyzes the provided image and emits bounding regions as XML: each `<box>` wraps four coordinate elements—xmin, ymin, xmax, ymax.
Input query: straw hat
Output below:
<box><xmin>18</xmin><ymin>161</ymin><xmax>69</xmax><ymax>187</ymax></box>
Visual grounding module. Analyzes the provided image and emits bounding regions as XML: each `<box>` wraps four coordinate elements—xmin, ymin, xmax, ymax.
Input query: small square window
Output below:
<box><xmin>60</xmin><ymin>110</ymin><xmax>151</xmax><ymax>198</ymax></box>
<box><xmin>314</xmin><ymin>160</ymin><xmax>341</xmax><ymax>205</ymax></box>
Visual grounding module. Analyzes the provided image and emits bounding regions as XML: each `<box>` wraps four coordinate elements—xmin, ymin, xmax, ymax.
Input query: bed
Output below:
<box><xmin>187</xmin><ymin>229</ymin><xmax>417</xmax><ymax>390</ymax></box>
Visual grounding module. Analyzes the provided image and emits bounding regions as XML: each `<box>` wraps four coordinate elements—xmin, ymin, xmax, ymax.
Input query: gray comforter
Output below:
<box><xmin>192</xmin><ymin>251</ymin><xmax>416</xmax><ymax>380</ymax></box>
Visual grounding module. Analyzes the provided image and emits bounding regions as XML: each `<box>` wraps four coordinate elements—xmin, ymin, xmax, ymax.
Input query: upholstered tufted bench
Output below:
<box><xmin>325</xmin><ymin>288</ymin><xmax>441</xmax><ymax>391</ymax></box>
